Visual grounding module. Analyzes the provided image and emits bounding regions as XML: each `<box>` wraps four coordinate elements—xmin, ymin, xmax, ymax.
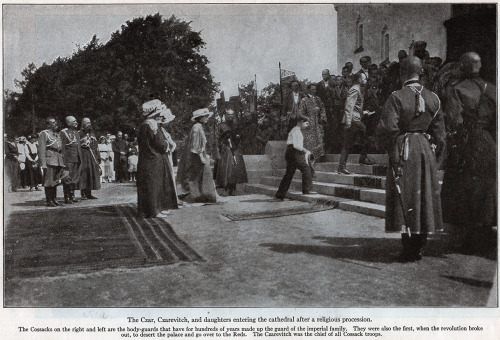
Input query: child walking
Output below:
<box><xmin>275</xmin><ymin>115</ymin><xmax>315</xmax><ymax>200</ymax></box>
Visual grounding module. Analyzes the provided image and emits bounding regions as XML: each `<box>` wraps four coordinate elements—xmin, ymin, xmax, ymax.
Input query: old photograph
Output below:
<box><xmin>2</xmin><ymin>0</ymin><xmax>497</xmax><ymax>319</ymax></box>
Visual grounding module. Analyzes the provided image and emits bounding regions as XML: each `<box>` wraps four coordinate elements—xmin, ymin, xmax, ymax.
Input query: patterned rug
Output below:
<box><xmin>5</xmin><ymin>204</ymin><xmax>203</xmax><ymax>279</ymax></box>
<box><xmin>222</xmin><ymin>201</ymin><xmax>337</xmax><ymax>221</ymax></box>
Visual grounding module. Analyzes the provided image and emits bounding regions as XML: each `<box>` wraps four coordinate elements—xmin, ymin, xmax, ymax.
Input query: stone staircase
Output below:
<box><xmin>244</xmin><ymin>151</ymin><xmax>444</xmax><ymax>219</ymax></box>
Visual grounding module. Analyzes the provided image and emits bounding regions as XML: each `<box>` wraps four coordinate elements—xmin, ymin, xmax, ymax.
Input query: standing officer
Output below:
<box><xmin>38</xmin><ymin>117</ymin><xmax>65</xmax><ymax>207</ymax></box>
<box><xmin>60</xmin><ymin>116</ymin><xmax>82</xmax><ymax>204</ymax></box>
<box><xmin>79</xmin><ymin>118</ymin><xmax>101</xmax><ymax>199</ymax></box>
<box><xmin>441</xmin><ymin>52</ymin><xmax>497</xmax><ymax>253</ymax></box>
<box><xmin>376</xmin><ymin>56</ymin><xmax>446</xmax><ymax>262</ymax></box>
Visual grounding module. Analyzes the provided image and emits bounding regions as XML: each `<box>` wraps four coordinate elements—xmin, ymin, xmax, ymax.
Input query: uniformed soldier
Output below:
<box><xmin>376</xmin><ymin>56</ymin><xmax>446</xmax><ymax>262</ymax></box>
<box><xmin>60</xmin><ymin>116</ymin><xmax>82</xmax><ymax>204</ymax></box>
<box><xmin>441</xmin><ymin>52</ymin><xmax>497</xmax><ymax>253</ymax></box>
<box><xmin>38</xmin><ymin>117</ymin><xmax>65</xmax><ymax>207</ymax></box>
<box><xmin>79</xmin><ymin>118</ymin><xmax>101</xmax><ymax>199</ymax></box>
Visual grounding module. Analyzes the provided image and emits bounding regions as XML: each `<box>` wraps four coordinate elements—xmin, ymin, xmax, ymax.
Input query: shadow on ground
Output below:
<box><xmin>441</xmin><ymin>275</ymin><xmax>494</xmax><ymax>288</ymax></box>
<box><xmin>260</xmin><ymin>235</ymin><xmax>497</xmax><ymax>264</ymax></box>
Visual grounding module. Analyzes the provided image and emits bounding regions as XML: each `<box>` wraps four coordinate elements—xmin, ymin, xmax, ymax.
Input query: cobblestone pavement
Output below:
<box><xmin>3</xmin><ymin>181</ymin><xmax>498</xmax><ymax>307</ymax></box>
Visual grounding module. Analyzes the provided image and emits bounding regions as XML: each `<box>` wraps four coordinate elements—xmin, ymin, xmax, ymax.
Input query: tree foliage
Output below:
<box><xmin>5</xmin><ymin>13</ymin><xmax>218</xmax><ymax>140</ymax></box>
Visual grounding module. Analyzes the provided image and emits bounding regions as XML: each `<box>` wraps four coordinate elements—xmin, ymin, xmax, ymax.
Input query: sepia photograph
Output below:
<box><xmin>2</xmin><ymin>2</ymin><xmax>498</xmax><ymax>335</ymax></box>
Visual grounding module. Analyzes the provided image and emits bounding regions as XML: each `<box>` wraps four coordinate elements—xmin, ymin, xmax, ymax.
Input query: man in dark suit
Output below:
<box><xmin>357</xmin><ymin>55</ymin><xmax>372</xmax><ymax>79</ymax></box>
<box><xmin>112</xmin><ymin>131</ymin><xmax>129</xmax><ymax>183</ymax></box>
<box><xmin>316</xmin><ymin>69</ymin><xmax>335</xmax><ymax>153</ymax></box>
<box><xmin>331</xmin><ymin>75</ymin><xmax>349</xmax><ymax>153</ymax></box>
<box><xmin>283</xmin><ymin>80</ymin><xmax>305</xmax><ymax>134</ymax></box>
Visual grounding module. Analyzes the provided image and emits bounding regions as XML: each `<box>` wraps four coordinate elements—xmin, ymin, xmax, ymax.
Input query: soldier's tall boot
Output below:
<box><xmin>399</xmin><ymin>233</ymin><xmax>415</xmax><ymax>262</ymax></box>
<box><xmin>63</xmin><ymin>184</ymin><xmax>73</xmax><ymax>204</ymax></box>
<box><xmin>45</xmin><ymin>187</ymin><xmax>56</xmax><ymax>207</ymax></box>
<box><xmin>51</xmin><ymin>187</ymin><xmax>63</xmax><ymax>206</ymax></box>
<box><xmin>70</xmin><ymin>184</ymin><xmax>79</xmax><ymax>203</ymax></box>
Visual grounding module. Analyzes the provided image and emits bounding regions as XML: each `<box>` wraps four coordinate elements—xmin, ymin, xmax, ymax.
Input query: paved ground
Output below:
<box><xmin>3</xmin><ymin>182</ymin><xmax>498</xmax><ymax>307</ymax></box>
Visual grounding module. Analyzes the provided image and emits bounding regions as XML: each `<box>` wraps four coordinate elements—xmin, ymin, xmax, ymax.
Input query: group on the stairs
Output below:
<box><xmin>270</xmin><ymin>51</ymin><xmax>496</xmax><ymax>262</ymax></box>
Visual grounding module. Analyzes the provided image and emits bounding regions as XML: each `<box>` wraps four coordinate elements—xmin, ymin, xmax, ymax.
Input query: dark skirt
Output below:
<box><xmin>26</xmin><ymin>160</ymin><xmax>43</xmax><ymax>187</ymax></box>
<box><xmin>385</xmin><ymin>133</ymin><xmax>443</xmax><ymax>234</ymax></box>
<box><xmin>5</xmin><ymin>158</ymin><xmax>20</xmax><ymax>190</ymax></box>
<box><xmin>137</xmin><ymin>154</ymin><xmax>178</xmax><ymax>218</ymax></box>
<box><xmin>215</xmin><ymin>145</ymin><xmax>248</xmax><ymax>188</ymax></box>
<box><xmin>79</xmin><ymin>149</ymin><xmax>101</xmax><ymax>190</ymax></box>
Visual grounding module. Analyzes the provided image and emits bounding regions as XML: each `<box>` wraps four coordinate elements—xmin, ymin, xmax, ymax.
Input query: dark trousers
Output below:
<box><xmin>115</xmin><ymin>155</ymin><xmax>128</xmax><ymax>182</ymax></box>
<box><xmin>339</xmin><ymin>120</ymin><xmax>369</xmax><ymax>169</ymax></box>
<box><xmin>276</xmin><ymin>146</ymin><xmax>312</xmax><ymax>198</ymax></box>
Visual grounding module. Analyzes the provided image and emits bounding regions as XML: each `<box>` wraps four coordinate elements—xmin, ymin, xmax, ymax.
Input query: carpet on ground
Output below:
<box><xmin>222</xmin><ymin>200</ymin><xmax>338</xmax><ymax>221</ymax></box>
<box><xmin>5</xmin><ymin>204</ymin><xmax>203</xmax><ymax>279</ymax></box>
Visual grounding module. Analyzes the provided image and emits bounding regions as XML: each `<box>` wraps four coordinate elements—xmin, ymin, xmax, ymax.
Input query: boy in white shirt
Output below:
<box><xmin>275</xmin><ymin>115</ymin><xmax>315</xmax><ymax>200</ymax></box>
<box><xmin>128</xmin><ymin>150</ymin><xmax>138</xmax><ymax>181</ymax></box>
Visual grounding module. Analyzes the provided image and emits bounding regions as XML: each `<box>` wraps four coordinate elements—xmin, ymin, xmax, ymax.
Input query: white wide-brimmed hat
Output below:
<box><xmin>142</xmin><ymin>99</ymin><xmax>164</xmax><ymax>118</ymax></box>
<box><xmin>191</xmin><ymin>108</ymin><xmax>214</xmax><ymax>122</ymax></box>
<box><xmin>160</xmin><ymin>104</ymin><xmax>176</xmax><ymax>124</ymax></box>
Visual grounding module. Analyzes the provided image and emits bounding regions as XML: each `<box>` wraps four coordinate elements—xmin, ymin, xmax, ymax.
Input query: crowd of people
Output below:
<box><xmin>4</xmin><ymin>41</ymin><xmax>496</xmax><ymax>262</ymax></box>
<box><xmin>5</xmin><ymin>117</ymin><xmax>142</xmax><ymax>204</ymax></box>
<box><xmin>4</xmin><ymin>99</ymin><xmax>249</xmax><ymax>217</ymax></box>
<box><xmin>278</xmin><ymin>45</ymin><xmax>496</xmax><ymax>261</ymax></box>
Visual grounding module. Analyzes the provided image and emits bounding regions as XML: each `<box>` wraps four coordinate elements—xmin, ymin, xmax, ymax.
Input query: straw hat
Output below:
<box><xmin>191</xmin><ymin>108</ymin><xmax>213</xmax><ymax>122</ymax></box>
<box><xmin>142</xmin><ymin>99</ymin><xmax>164</xmax><ymax>118</ymax></box>
<box><xmin>159</xmin><ymin>104</ymin><xmax>176</xmax><ymax>124</ymax></box>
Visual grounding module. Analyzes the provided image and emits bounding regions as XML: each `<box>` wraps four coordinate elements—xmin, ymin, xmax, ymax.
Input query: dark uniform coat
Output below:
<box><xmin>377</xmin><ymin>82</ymin><xmax>446</xmax><ymax>234</ymax></box>
<box><xmin>78</xmin><ymin>130</ymin><xmax>101</xmax><ymax>191</ymax></box>
<box><xmin>441</xmin><ymin>76</ymin><xmax>497</xmax><ymax>229</ymax></box>
<box><xmin>60</xmin><ymin>127</ymin><xmax>82</xmax><ymax>184</ymax></box>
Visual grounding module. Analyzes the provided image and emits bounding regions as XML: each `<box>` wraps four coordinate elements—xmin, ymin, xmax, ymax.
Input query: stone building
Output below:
<box><xmin>335</xmin><ymin>4</ymin><xmax>496</xmax><ymax>82</ymax></box>
<box><xmin>335</xmin><ymin>4</ymin><xmax>451</xmax><ymax>71</ymax></box>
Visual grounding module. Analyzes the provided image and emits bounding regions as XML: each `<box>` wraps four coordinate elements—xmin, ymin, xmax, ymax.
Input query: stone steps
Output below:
<box><xmin>322</xmin><ymin>153</ymin><xmax>389</xmax><ymax>165</ymax></box>
<box><xmin>260</xmin><ymin>175</ymin><xmax>386</xmax><ymax>205</ymax></box>
<box><xmin>244</xmin><ymin>153</ymin><xmax>444</xmax><ymax>219</ymax></box>
<box><xmin>314</xmin><ymin>162</ymin><xmax>389</xmax><ymax>176</ymax></box>
<box><xmin>273</xmin><ymin>169</ymin><xmax>387</xmax><ymax>189</ymax></box>
<box><xmin>244</xmin><ymin>183</ymin><xmax>386</xmax><ymax>218</ymax></box>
